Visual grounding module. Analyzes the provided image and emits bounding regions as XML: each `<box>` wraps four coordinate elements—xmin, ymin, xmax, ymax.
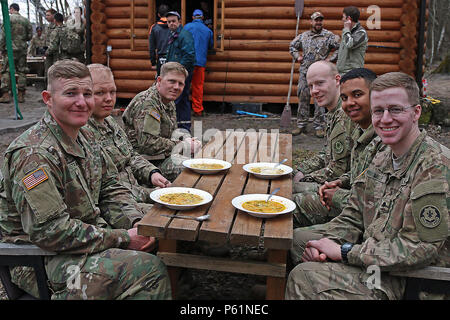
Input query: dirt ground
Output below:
<box><xmin>0</xmin><ymin>74</ymin><xmax>449</xmax><ymax>300</ymax></box>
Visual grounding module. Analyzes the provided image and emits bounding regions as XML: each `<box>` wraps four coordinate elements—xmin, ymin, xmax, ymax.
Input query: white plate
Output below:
<box><xmin>231</xmin><ymin>194</ymin><xmax>296</xmax><ymax>218</ymax></box>
<box><xmin>150</xmin><ymin>187</ymin><xmax>213</xmax><ymax>210</ymax></box>
<box><xmin>183</xmin><ymin>158</ymin><xmax>232</xmax><ymax>174</ymax></box>
<box><xmin>243</xmin><ymin>162</ymin><xmax>293</xmax><ymax>179</ymax></box>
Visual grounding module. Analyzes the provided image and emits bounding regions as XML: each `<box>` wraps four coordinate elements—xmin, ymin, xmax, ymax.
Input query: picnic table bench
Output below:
<box><xmin>138</xmin><ymin>129</ymin><xmax>293</xmax><ymax>300</ymax></box>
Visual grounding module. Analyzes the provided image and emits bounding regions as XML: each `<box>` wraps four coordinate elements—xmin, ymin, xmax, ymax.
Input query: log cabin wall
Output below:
<box><xmin>90</xmin><ymin>0</ymin><xmax>426</xmax><ymax>103</ymax></box>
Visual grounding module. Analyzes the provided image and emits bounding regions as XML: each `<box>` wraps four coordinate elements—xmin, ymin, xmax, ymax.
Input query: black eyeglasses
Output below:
<box><xmin>371</xmin><ymin>105</ymin><xmax>417</xmax><ymax>118</ymax></box>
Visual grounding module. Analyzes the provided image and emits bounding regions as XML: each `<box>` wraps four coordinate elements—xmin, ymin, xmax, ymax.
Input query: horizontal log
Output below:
<box><xmin>91</xmin><ymin>33</ymin><xmax>108</xmax><ymax>45</ymax></box>
<box><xmin>91</xmin><ymin>45</ymin><xmax>106</xmax><ymax>56</ymax></box>
<box><xmin>208</xmin><ymin>51</ymin><xmax>400</xmax><ymax>64</ymax></box>
<box><xmin>90</xmin><ymin>1</ymin><xmax>105</xmax><ymax>11</ymax></box>
<box><xmin>205</xmin><ymin>72</ymin><xmax>299</xmax><ymax>84</ymax></box>
<box><xmin>202</xmin><ymin>95</ymin><xmax>299</xmax><ymax>104</ymax></box>
<box><xmin>110</xmin><ymin>58</ymin><xmax>151</xmax><ymax>70</ymax></box>
<box><xmin>225</xmin><ymin>18</ymin><xmax>402</xmax><ymax>30</ymax></box>
<box><xmin>225</xmin><ymin>0</ymin><xmax>404</xmax><ymax>8</ymax></box>
<box><xmin>115</xmin><ymin>79</ymin><xmax>156</xmax><ymax>92</ymax></box>
<box><xmin>106</xmin><ymin>18</ymin><xmax>148</xmax><ymax>28</ymax></box>
<box><xmin>110</xmin><ymin>49</ymin><xmax>150</xmax><ymax>59</ymax></box>
<box><xmin>106</xmin><ymin>28</ymin><xmax>148</xmax><ymax>39</ymax></box>
<box><xmin>223</xmin><ymin>29</ymin><xmax>401</xmax><ymax>42</ymax></box>
<box><xmin>108</xmin><ymin>38</ymin><xmax>148</xmax><ymax>49</ymax></box>
<box><xmin>90</xmin><ymin>12</ymin><xmax>106</xmax><ymax>23</ymax></box>
<box><xmin>221</xmin><ymin>7</ymin><xmax>403</xmax><ymax>20</ymax></box>
<box><xmin>104</xmin><ymin>6</ymin><xmax>149</xmax><ymax>19</ymax></box>
<box><xmin>104</xmin><ymin>0</ymin><xmax>147</xmax><ymax>6</ymax></box>
<box><xmin>113</xmin><ymin>70</ymin><xmax>156</xmax><ymax>80</ymax></box>
<box><xmin>91</xmin><ymin>23</ymin><xmax>107</xmax><ymax>33</ymax></box>
<box><xmin>91</xmin><ymin>54</ymin><xmax>107</xmax><ymax>65</ymax></box>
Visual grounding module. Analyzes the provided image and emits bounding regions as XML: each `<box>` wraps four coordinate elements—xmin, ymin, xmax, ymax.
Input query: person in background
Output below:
<box><xmin>0</xmin><ymin>3</ymin><xmax>32</xmax><ymax>103</ymax></box>
<box><xmin>184</xmin><ymin>9</ymin><xmax>213</xmax><ymax>117</ymax></box>
<box><xmin>149</xmin><ymin>4</ymin><xmax>170</xmax><ymax>76</ymax></box>
<box><xmin>28</xmin><ymin>26</ymin><xmax>46</xmax><ymax>57</ymax></box>
<box><xmin>336</xmin><ymin>6</ymin><xmax>369</xmax><ymax>76</ymax></box>
<box><xmin>165</xmin><ymin>11</ymin><xmax>195</xmax><ymax>133</ymax></box>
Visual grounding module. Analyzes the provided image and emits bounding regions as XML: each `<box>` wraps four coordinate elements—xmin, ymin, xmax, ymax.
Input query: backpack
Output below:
<box><xmin>60</xmin><ymin>27</ymin><xmax>82</xmax><ymax>55</ymax></box>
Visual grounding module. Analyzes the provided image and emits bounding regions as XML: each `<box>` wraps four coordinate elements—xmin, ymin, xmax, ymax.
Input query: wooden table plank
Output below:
<box><xmin>264</xmin><ymin>133</ymin><xmax>293</xmax><ymax>250</ymax></box>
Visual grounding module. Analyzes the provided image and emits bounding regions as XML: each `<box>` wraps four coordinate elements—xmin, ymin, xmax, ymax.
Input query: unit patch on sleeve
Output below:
<box><xmin>150</xmin><ymin>109</ymin><xmax>161</xmax><ymax>122</ymax></box>
<box><xmin>22</xmin><ymin>168</ymin><xmax>49</xmax><ymax>191</ymax></box>
<box><xmin>419</xmin><ymin>205</ymin><xmax>441</xmax><ymax>228</ymax></box>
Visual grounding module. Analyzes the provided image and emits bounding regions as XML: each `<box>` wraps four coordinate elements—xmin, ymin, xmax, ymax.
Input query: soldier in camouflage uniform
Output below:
<box><xmin>47</xmin><ymin>13</ymin><xmax>79</xmax><ymax>63</ymax></box>
<box><xmin>0</xmin><ymin>60</ymin><xmax>171</xmax><ymax>300</ymax></box>
<box><xmin>122</xmin><ymin>62</ymin><xmax>202</xmax><ymax>182</ymax></box>
<box><xmin>289</xmin><ymin>12</ymin><xmax>340</xmax><ymax>137</ymax></box>
<box><xmin>286</xmin><ymin>72</ymin><xmax>449</xmax><ymax>300</ymax></box>
<box><xmin>0</xmin><ymin>3</ymin><xmax>32</xmax><ymax>103</ymax></box>
<box><xmin>296</xmin><ymin>69</ymin><xmax>386</xmax><ymax>228</ymax></box>
<box><xmin>292</xmin><ymin>61</ymin><xmax>354</xmax><ymax>227</ymax></box>
<box><xmin>86</xmin><ymin>64</ymin><xmax>171</xmax><ymax>207</ymax></box>
<box><xmin>27</xmin><ymin>26</ymin><xmax>46</xmax><ymax>57</ymax></box>
<box><xmin>43</xmin><ymin>8</ymin><xmax>57</xmax><ymax>83</ymax></box>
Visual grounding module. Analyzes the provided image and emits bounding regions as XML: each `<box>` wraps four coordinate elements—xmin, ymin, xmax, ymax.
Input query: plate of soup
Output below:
<box><xmin>243</xmin><ymin>162</ymin><xmax>293</xmax><ymax>179</ymax></box>
<box><xmin>231</xmin><ymin>194</ymin><xmax>296</xmax><ymax>218</ymax></box>
<box><xmin>150</xmin><ymin>187</ymin><xmax>213</xmax><ymax>210</ymax></box>
<box><xmin>183</xmin><ymin>158</ymin><xmax>232</xmax><ymax>174</ymax></box>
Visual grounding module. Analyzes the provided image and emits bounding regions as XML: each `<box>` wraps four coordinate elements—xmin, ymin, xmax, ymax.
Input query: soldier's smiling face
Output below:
<box><xmin>307</xmin><ymin>62</ymin><xmax>340</xmax><ymax>111</ymax></box>
<box><xmin>91</xmin><ymin>72</ymin><xmax>117</xmax><ymax>122</ymax></box>
<box><xmin>156</xmin><ymin>71</ymin><xmax>185</xmax><ymax>104</ymax></box>
<box><xmin>43</xmin><ymin>76</ymin><xmax>94</xmax><ymax>138</ymax></box>
<box><xmin>311</xmin><ymin>17</ymin><xmax>323</xmax><ymax>32</ymax></box>
<box><xmin>340</xmin><ymin>78</ymin><xmax>372</xmax><ymax>129</ymax></box>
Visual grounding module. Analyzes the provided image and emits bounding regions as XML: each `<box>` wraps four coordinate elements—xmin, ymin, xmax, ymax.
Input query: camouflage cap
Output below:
<box><xmin>311</xmin><ymin>12</ymin><xmax>324</xmax><ymax>20</ymax></box>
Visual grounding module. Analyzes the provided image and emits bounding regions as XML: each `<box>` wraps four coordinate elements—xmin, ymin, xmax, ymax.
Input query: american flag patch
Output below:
<box><xmin>150</xmin><ymin>109</ymin><xmax>161</xmax><ymax>122</ymax></box>
<box><xmin>22</xmin><ymin>168</ymin><xmax>49</xmax><ymax>191</ymax></box>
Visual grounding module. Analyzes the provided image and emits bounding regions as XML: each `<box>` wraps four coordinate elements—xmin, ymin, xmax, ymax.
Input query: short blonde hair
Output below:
<box><xmin>160</xmin><ymin>62</ymin><xmax>188</xmax><ymax>79</ymax></box>
<box><xmin>87</xmin><ymin>63</ymin><xmax>114</xmax><ymax>80</ymax></box>
<box><xmin>370</xmin><ymin>72</ymin><xmax>420</xmax><ymax>105</ymax></box>
<box><xmin>47</xmin><ymin>59</ymin><xmax>91</xmax><ymax>92</ymax></box>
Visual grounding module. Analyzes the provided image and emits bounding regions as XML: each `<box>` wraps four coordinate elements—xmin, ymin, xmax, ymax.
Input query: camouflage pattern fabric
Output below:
<box><xmin>0</xmin><ymin>12</ymin><xmax>32</xmax><ymax>92</ymax></box>
<box><xmin>86</xmin><ymin>116</ymin><xmax>159</xmax><ymax>203</ymax></box>
<box><xmin>122</xmin><ymin>84</ymin><xmax>185</xmax><ymax>181</ymax></box>
<box><xmin>336</xmin><ymin>22</ymin><xmax>368</xmax><ymax>76</ymax></box>
<box><xmin>0</xmin><ymin>111</ymin><xmax>171</xmax><ymax>300</ymax></box>
<box><xmin>47</xmin><ymin>25</ymin><xmax>81</xmax><ymax>62</ymax></box>
<box><xmin>289</xmin><ymin>29</ymin><xmax>339</xmax><ymax>129</ymax></box>
<box><xmin>28</xmin><ymin>33</ymin><xmax>46</xmax><ymax>56</ymax></box>
<box><xmin>294</xmin><ymin>99</ymin><xmax>355</xmax><ymax>185</ymax></box>
<box><xmin>44</xmin><ymin>23</ymin><xmax>57</xmax><ymax>75</ymax></box>
<box><xmin>288</xmin><ymin>131</ymin><xmax>449</xmax><ymax>300</ymax></box>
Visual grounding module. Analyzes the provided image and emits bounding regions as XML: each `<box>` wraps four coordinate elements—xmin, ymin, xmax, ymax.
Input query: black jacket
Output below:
<box><xmin>148</xmin><ymin>17</ymin><xmax>170</xmax><ymax>65</ymax></box>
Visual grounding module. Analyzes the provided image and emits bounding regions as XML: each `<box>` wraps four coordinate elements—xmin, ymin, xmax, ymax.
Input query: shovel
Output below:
<box><xmin>280</xmin><ymin>0</ymin><xmax>304</xmax><ymax>130</ymax></box>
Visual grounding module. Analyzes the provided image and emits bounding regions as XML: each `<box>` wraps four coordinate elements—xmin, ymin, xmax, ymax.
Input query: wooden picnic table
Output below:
<box><xmin>137</xmin><ymin>129</ymin><xmax>293</xmax><ymax>300</ymax></box>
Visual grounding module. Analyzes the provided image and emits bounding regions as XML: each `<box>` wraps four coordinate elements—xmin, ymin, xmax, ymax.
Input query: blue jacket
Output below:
<box><xmin>184</xmin><ymin>19</ymin><xmax>213</xmax><ymax>67</ymax></box>
<box><xmin>166</xmin><ymin>25</ymin><xmax>195</xmax><ymax>73</ymax></box>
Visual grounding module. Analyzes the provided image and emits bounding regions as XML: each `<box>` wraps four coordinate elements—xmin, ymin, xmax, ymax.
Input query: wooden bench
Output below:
<box><xmin>390</xmin><ymin>266</ymin><xmax>450</xmax><ymax>299</ymax></box>
<box><xmin>0</xmin><ymin>242</ymin><xmax>55</xmax><ymax>300</ymax></box>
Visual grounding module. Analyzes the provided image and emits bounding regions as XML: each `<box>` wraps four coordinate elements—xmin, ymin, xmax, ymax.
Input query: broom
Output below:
<box><xmin>280</xmin><ymin>0</ymin><xmax>304</xmax><ymax>130</ymax></box>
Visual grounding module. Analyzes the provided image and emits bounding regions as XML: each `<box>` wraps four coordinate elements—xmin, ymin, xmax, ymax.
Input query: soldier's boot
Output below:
<box><xmin>0</xmin><ymin>92</ymin><xmax>11</xmax><ymax>103</ymax></box>
<box><xmin>18</xmin><ymin>90</ymin><xmax>25</xmax><ymax>103</ymax></box>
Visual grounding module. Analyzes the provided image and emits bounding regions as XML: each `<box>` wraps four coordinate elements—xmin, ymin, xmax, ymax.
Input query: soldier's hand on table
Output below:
<box><xmin>306</xmin><ymin>238</ymin><xmax>342</xmax><ymax>262</ymax></box>
<box><xmin>293</xmin><ymin>171</ymin><xmax>305</xmax><ymax>182</ymax></box>
<box><xmin>127</xmin><ymin>228</ymin><xmax>157</xmax><ymax>252</ymax></box>
<box><xmin>318</xmin><ymin>180</ymin><xmax>342</xmax><ymax>210</ymax></box>
<box><xmin>151</xmin><ymin>172</ymin><xmax>171</xmax><ymax>188</ymax></box>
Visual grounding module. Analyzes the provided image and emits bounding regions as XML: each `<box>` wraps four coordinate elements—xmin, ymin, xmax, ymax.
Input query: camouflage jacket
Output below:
<box><xmin>47</xmin><ymin>25</ymin><xmax>71</xmax><ymax>60</ymax></box>
<box><xmin>289</xmin><ymin>28</ymin><xmax>340</xmax><ymax>74</ymax></box>
<box><xmin>295</xmin><ymin>99</ymin><xmax>355</xmax><ymax>184</ymax></box>
<box><xmin>122</xmin><ymin>84</ymin><xmax>178</xmax><ymax>157</ymax></box>
<box><xmin>27</xmin><ymin>33</ymin><xmax>46</xmax><ymax>56</ymax></box>
<box><xmin>44</xmin><ymin>23</ymin><xmax>57</xmax><ymax>47</ymax></box>
<box><xmin>86</xmin><ymin>116</ymin><xmax>158</xmax><ymax>188</ymax></box>
<box><xmin>331</xmin><ymin>124</ymin><xmax>386</xmax><ymax>208</ymax></box>
<box><xmin>0</xmin><ymin>111</ymin><xmax>144</xmax><ymax>254</ymax></box>
<box><xmin>0</xmin><ymin>12</ymin><xmax>32</xmax><ymax>53</ymax></box>
<box><xmin>323</xmin><ymin>131</ymin><xmax>450</xmax><ymax>299</ymax></box>
<box><xmin>336</xmin><ymin>22</ymin><xmax>368</xmax><ymax>75</ymax></box>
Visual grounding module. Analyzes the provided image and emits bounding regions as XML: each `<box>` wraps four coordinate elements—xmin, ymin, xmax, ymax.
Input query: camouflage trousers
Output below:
<box><xmin>292</xmin><ymin>181</ymin><xmax>341</xmax><ymax>228</ymax></box>
<box><xmin>296</xmin><ymin>72</ymin><xmax>326</xmax><ymax>130</ymax></box>
<box><xmin>11</xmin><ymin>248</ymin><xmax>172</xmax><ymax>300</ymax></box>
<box><xmin>286</xmin><ymin>228</ymin><xmax>389</xmax><ymax>300</ymax></box>
<box><xmin>1</xmin><ymin>52</ymin><xmax>28</xmax><ymax>92</ymax></box>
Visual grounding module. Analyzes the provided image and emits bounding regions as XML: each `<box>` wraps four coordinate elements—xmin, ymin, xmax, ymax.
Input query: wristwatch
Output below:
<box><xmin>149</xmin><ymin>168</ymin><xmax>162</xmax><ymax>179</ymax></box>
<box><xmin>341</xmin><ymin>242</ymin><xmax>353</xmax><ymax>263</ymax></box>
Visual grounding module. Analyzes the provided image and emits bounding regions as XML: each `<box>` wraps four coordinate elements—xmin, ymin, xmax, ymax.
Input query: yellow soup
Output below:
<box><xmin>250</xmin><ymin>167</ymin><xmax>284</xmax><ymax>175</ymax></box>
<box><xmin>191</xmin><ymin>163</ymin><xmax>224</xmax><ymax>170</ymax></box>
<box><xmin>160</xmin><ymin>193</ymin><xmax>203</xmax><ymax>205</ymax></box>
<box><xmin>242</xmin><ymin>200</ymin><xmax>286</xmax><ymax>213</ymax></box>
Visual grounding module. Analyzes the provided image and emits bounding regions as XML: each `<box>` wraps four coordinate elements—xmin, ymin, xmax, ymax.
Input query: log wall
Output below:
<box><xmin>90</xmin><ymin>0</ymin><xmax>425</xmax><ymax>103</ymax></box>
